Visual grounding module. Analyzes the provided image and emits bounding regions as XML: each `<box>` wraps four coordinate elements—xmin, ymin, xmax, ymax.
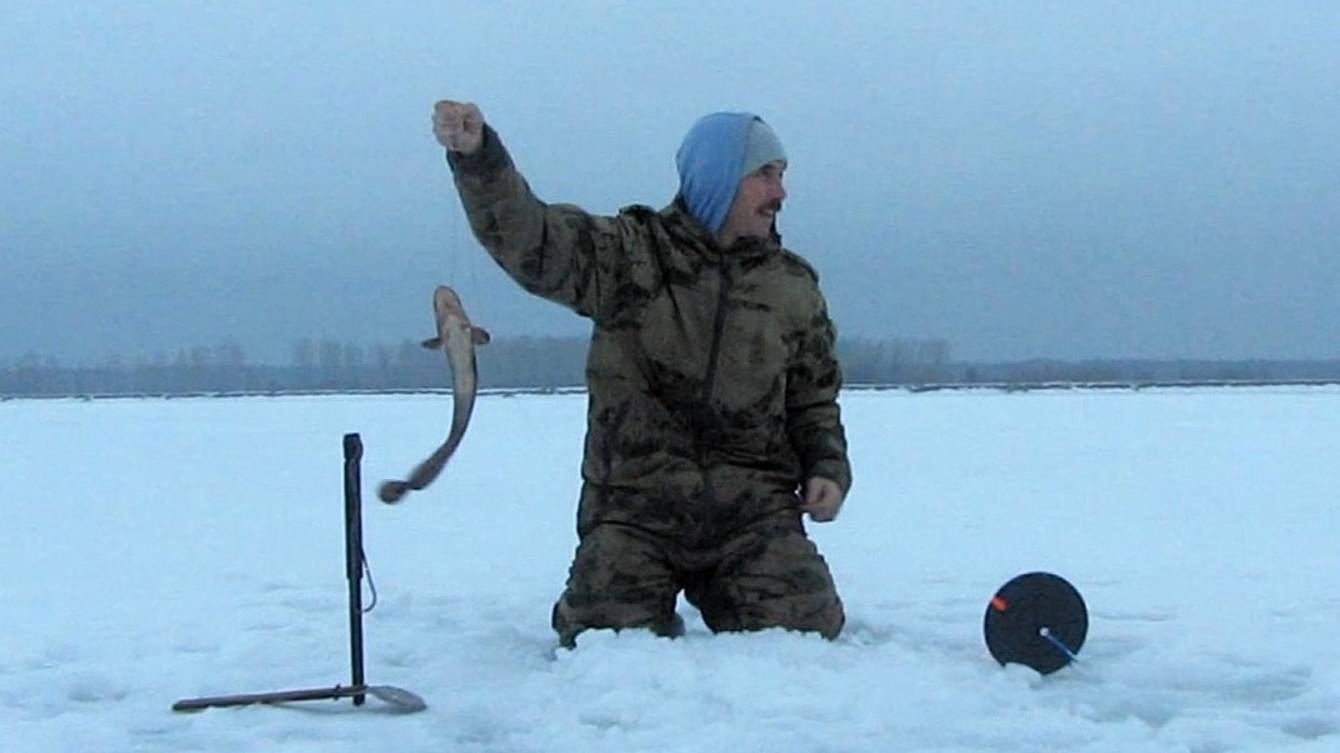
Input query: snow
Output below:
<box><xmin>3</xmin><ymin>387</ymin><xmax>1339</xmax><ymax>752</ymax></box>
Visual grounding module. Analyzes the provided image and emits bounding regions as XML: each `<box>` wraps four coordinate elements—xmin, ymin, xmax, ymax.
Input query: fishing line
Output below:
<box><xmin>361</xmin><ymin>547</ymin><xmax>378</xmax><ymax>613</ymax></box>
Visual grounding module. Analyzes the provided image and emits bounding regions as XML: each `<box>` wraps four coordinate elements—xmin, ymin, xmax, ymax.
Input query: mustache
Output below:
<box><xmin>761</xmin><ymin>200</ymin><xmax>783</xmax><ymax>213</ymax></box>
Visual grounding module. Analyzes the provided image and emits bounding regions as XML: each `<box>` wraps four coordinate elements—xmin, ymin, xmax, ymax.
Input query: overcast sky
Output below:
<box><xmin>4</xmin><ymin>1</ymin><xmax>1338</xmax><ymax>365</ymax></box>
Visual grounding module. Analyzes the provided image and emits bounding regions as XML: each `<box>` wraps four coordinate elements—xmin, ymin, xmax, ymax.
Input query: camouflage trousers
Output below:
<box><xmin>551</xmin><ymin>510</ymin><xmax>844</xmax><ymax>647</ymax></box>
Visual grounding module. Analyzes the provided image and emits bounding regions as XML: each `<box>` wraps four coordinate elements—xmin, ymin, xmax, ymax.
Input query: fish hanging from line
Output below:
<box><xmin>379</xmin><ymin>285</ymin><xmax>490</xmax><ymax>504</ymax></box>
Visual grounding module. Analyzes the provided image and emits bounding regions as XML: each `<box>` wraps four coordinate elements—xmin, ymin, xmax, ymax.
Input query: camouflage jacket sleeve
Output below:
<box><xmin>446</xmin><ymin>125</ymin><xmax>637</xmax><ymax>319</ymax></box>
<box><xmin>786</xmin><ymin>284</ymin><xmax>853</xmax><ymax>496</ymax></box>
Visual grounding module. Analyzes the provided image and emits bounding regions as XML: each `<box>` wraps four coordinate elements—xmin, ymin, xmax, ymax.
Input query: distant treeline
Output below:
<box><xmin>3</xmin><ymin>337</ymin><xmax>1339</xmax><ymax>398</ymax></box>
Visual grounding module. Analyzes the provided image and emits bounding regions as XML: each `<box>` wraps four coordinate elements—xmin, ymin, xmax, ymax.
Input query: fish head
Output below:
<box><xmin>432</xmin><ymin>285</ymin><xmax>473</xmax><ymax>340</ymax></box>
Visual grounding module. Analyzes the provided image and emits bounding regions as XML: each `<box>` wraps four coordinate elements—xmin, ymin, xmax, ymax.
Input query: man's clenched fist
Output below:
<box><xmin>801</xmin><ymin>476</ymin><xmax>844</xmax><ymax>522</ymax></box>
<box><xmin>433</xmin><ymin>100</ymin><xmax>484</xmax><ymax>155</ymax></box>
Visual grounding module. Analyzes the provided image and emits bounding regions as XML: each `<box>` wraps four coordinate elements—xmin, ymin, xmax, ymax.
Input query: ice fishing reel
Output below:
<box><xmin>172</xmin><ymin>434</ymin><xmax>425</xmax><ymax>714</ymax></box>
<box><xmin>983</xmin><ymin>571</ymin><xmax>1088</xmax><ymax>675</ymax></box>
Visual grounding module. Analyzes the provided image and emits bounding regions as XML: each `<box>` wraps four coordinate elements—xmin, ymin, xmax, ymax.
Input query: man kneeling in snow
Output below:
<box><xmin>432</xmin><ymin>99</ymin><xmax>852</xmax><ymax>647</ymax></box>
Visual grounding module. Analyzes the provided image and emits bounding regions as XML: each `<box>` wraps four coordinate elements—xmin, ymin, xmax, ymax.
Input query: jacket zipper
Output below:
<box><xmin>694</xmin><ymin>263</ymin><xmax>732</xmax><ymax>537</ymax></box>
<box><xmin>701</xmin><ymin>263</ymin><xmax>732</xmax><ymax>404</ymax></box>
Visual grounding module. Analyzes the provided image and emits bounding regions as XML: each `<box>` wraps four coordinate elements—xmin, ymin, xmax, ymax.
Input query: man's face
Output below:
<box><xmin>719</xmin><ymin>160</ymin><xmax>787</xmax><ymax>243</ymax></box>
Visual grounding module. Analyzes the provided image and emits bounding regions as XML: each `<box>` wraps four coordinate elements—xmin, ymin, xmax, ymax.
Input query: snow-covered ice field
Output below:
<box><xmin>3</xmin><ymin>386</ymin><xmax>1338</xmax><ymax>752</ymax></box>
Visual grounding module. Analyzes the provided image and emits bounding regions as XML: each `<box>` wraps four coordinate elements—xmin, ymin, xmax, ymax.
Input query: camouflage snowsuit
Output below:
<box><xmin>448</xmin><ymin>126</ymin><xmax>852</xmax><ymax>644</ymax></box>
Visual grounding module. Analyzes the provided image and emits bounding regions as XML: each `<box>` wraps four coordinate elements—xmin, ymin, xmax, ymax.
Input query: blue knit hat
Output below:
<box><xmin>675</xmin><ymin>112</ymin><xmax>786</xmax><ymax>234</ymax></box>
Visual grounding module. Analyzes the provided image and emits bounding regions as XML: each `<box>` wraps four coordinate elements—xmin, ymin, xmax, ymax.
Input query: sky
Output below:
<box><xmin>3</xmin><ymin>1</ymin><xmax>1339</xmax><ymax>365</ymax></box>
<box><xmin>5</xmin><ymin>387</ymin><xmax>1340</xmax><ymax>751</ymax></box>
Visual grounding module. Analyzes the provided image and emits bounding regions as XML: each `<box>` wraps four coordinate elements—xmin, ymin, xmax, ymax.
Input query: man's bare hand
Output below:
<box><xmin>432</xmin><ymin>100</ymin><xmax>484</xmax><ymax>155</ymax></box>
<box><xmin>801</xmin><ymin>476</ymin><xmax>844</xmax><ymax>522</ymax></box>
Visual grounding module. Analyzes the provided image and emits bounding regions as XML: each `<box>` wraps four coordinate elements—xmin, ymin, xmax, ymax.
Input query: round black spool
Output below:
<box><xmin>984</xmin><ymin>572</ymin><xmax>1088</xmax><ymax>675</ymax></box>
